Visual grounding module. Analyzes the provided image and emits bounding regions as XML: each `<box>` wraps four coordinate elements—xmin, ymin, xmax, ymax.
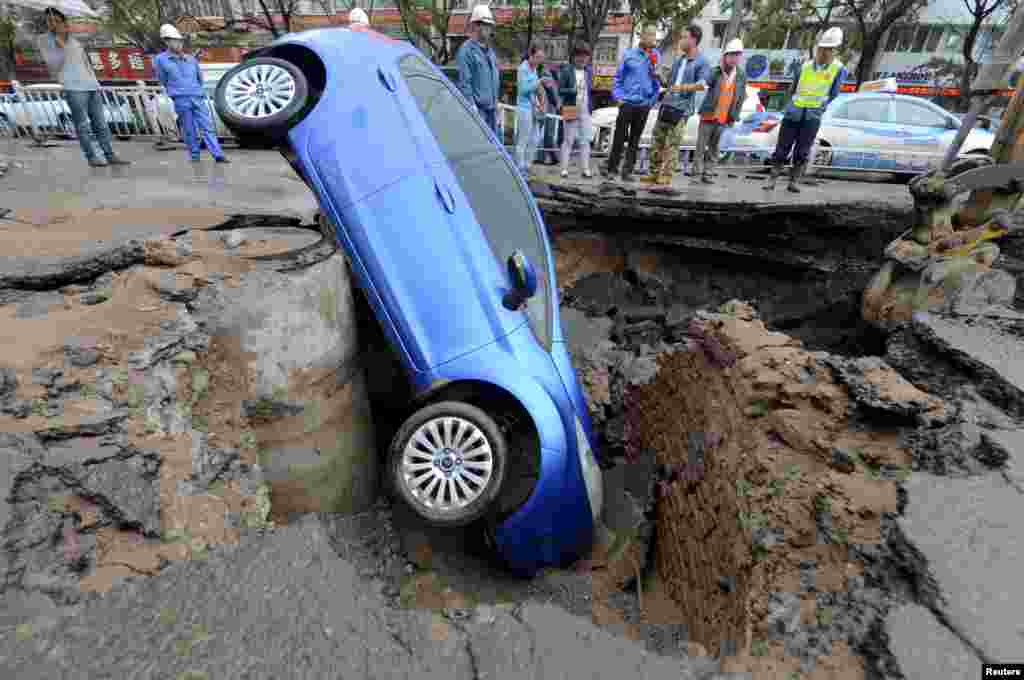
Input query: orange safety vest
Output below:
<box><xmin>702</xmin><ymin>74</ymin><xmax>736</xmax><ymax>124</ymax></box>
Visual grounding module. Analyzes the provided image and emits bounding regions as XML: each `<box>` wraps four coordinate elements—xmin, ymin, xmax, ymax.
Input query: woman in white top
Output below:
<box><xmin>556</xmin><ymin>46</ymin><xmax>594</xmax><ymax>178</ymax></box>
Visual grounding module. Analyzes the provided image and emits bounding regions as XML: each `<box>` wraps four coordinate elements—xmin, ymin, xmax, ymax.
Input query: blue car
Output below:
<box><xmin>213</xmin><ymin>28</ymin><xmax>603</xmax><ymax>576</ymax></box>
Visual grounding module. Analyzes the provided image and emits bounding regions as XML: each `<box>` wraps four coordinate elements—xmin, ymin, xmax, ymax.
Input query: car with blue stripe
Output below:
<box><xmin>749</xmin><ymin>92</ymin><xmax>995</xmax><ymax>174</ymax></box>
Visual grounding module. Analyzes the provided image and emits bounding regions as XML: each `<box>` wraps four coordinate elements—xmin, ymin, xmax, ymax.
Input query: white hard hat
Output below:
<box><xmin>470</xmin><ymin>4</ymin><xmax>495</xmax><ymax>25</ymax></box>
<box><xmin>349</xmin><ymin>8</ymin><xmax>369</xmax><ymax>25</ymax></box>
<box><xmin>160</xmin><ymin>24</ymin><xmax>184</xmax><ymax>40</ymax></box>
<box><xmin>818</xmin><ymin>27</ymin><xmax>843</xmax><ymax>48</ymax></box>
<box><xmin>724</xmin><ymin>38</ymin><xmax>744</xmax><ymax>54</ymax></box>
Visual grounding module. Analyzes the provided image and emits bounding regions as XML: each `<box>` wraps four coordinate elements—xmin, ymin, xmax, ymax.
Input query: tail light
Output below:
<box><xmin>754</xmin><ymin>119</ymin><xmax>779</xmax><ymax>133</ymax></box>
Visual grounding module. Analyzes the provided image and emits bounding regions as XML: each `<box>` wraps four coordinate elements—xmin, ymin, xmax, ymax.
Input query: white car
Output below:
<box><xmin>590</xmin><ymin>85</ymin><xmax>765</xmax><ymax>153</ymax></box>
<box><xmin>743</xmin><ymin>93</ymin><xmax>996</xmax><ymax>175</ymax></box>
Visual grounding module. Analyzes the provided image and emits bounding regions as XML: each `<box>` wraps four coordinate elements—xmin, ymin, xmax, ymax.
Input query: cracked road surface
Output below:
<box><xmin>0</xmin><ymin>516</ymin><xmax>704</xmax><ymax>680</ymax></box>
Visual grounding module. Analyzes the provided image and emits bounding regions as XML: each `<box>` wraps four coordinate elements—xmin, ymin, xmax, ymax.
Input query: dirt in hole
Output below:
<box><xmin>626</xmin><ymin>302</ymin><xmax>941</xmax><ymax>678</ymax></box>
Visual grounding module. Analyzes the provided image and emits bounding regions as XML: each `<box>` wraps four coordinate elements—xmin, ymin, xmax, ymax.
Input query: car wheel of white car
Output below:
<box><xmin>388</xmin><ymin>401</ymin><xmax>507</xmax><ymax>528</ymax></box>
<box><xmin>214</xmin><ymin>57</ymin><xmax>310</xmax><ymax>138</ymax></box>
<box><xmin>58</xmin><ymin>114</ymin><xmax>75</xmax><ymax>139</ymax></box>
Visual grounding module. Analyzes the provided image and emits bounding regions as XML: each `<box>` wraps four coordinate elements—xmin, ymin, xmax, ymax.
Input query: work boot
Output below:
<box><xmin>787</xmin><ymin>162</ymin><xmax>805</xmax><ymax>193</ymax></box>
<box><xmin>764</xmin><ymin>162</ymin><xmax>783</xmax><ymax>190</ymax></box>
<box><xmin>620</xmin><ymin>149</ymin><xmax>637</xmax><ymax>182</ymax></box>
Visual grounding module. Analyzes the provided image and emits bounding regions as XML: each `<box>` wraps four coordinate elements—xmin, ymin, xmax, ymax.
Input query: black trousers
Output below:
<box><xmin>770</xmin><ymin>117</ymin><xmax>822</xmax><ymax>166</ymax></box>
<box><xmin>607</xmin><ymin>102</ymin><xmax>650</xmax><ymax>171</ymax></box>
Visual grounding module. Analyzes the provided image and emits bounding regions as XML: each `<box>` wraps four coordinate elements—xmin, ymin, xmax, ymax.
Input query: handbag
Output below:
<box><xmin>561</xmin><ymin>105</ymin><xmax>578</xmax><ymax>121</ymax></box>
<box><xmin>658</xmin><ymin>101</ymin><xmax>690</xmax><ymax>126</ymax></box>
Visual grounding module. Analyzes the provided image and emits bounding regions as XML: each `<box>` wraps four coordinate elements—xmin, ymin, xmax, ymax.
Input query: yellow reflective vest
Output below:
<box><xmin>792</xmin><ymin>60</ymin><xmax>843</xmax><ymax>109</ymax></box>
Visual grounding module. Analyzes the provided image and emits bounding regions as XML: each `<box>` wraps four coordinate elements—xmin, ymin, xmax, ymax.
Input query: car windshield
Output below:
<box><xmin>398</xmin><ymin>54</ymin><xmax>552</xmax><ymax>348</ymax></box>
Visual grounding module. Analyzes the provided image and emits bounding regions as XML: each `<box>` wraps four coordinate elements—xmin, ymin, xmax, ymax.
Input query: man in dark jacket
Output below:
<box><xmin>602</xmin><ymin>26</ymin><xmax>660</xmax><ymax>182</ymax></box>
<box><xmin>693</xmin><ymin>38</ymin><xmax>747</xmax><ymax>184</ymax></box>
<box><xmin>557</xmin><ymin>45</ymin><xmax>595</xmax><ymax>178</ymax></box>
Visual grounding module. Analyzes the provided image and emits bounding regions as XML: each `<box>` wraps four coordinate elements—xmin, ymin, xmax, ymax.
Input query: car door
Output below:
<box><xmin>396</xmin><ymin>54</ymin><xmax>553</xmax><ymax>351</ymax></box>
<box><xmin>824</xmin><ymin>96</ymin><xmax>891</xmax><ymax>170</ymax></box>
<box><xmin>886</xmin><ymin>97</ymin><xmax>953</xmax><ymax>172</ymax></box>
<box><xmin>340</xmin><ymin>53</ymin><xmax>541</xmax><ymax>372</ymax></box>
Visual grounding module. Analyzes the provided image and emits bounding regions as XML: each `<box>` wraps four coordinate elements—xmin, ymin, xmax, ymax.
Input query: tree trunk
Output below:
<box><xmin>528</xmin><ymin>0</ymin><xmax>534</xmax><ymax>58</ymax></box>
<box><xmin>723</xmin><ymin>0</ymin><xmax>744</xmax><ymax>46</ymax></box>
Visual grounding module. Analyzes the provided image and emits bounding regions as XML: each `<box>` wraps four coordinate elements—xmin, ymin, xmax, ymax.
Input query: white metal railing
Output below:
<box><xmin>1</xmin><ymin>84</ymin><xmax>960</xmax><ymax>175</ymax></box>
<box><xmin>1</xmin><ymin>81</ymin><xmax>224</xmax><ymax>145</ymax></box>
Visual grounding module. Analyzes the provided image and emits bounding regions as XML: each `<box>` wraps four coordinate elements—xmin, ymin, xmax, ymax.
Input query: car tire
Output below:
<box><xmin>388</xmin><ymin>401</ymin><xmax>507</xmax><ymax>528</ymax></box>
<box><xmin>948</xmin><ymin>151</ymin><xmax>993</xmax><ymax>179</ymax></box>
<box><xmin>214</xmin><ymin>57</ymin><xmax>310</xmax><ymax>139</ymax></box>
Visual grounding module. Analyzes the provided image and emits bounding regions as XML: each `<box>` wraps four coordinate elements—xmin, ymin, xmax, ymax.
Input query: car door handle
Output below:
<box><xmin>435</xmin><ymin>180</ymin><xmax>455</xmax><ymax>214</ymax></box>
<box><xmin>377</xmin><ymin>66</ymin><xmax>397</xmax><ymax>92</ymax></box>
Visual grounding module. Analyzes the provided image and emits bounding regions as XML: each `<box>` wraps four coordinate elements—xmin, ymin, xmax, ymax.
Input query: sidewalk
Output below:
<box><xmin>0</xmin><ymin>137</ymin><xmax>317</xmax><ymax>220</ymax></box>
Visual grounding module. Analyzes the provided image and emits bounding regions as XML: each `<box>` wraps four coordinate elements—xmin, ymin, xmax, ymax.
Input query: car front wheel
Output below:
<box><xmin>388</xmin><ymin>401</ymin><xmax>507</xmax><ymax>528</ymax></box>
<box><xmin>214</xmin><ymin>57</ymin><xmax>310</xmax><ymax>141</ymax></box>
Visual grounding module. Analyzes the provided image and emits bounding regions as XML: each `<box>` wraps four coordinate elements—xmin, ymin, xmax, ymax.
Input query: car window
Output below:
<box><xmin>398</xmin><ymin>54</ymin><xmax>551</xmax><ymax>348</ymax></box>
<box><xmin>889</xmin><ymin>100</ymin><xmax>948</xmax><ymax>128</ymax></box>
<box><xmin>836</xmin><ymin>99</ymin><xmax>887</xmax><ymax>122</ymax></box>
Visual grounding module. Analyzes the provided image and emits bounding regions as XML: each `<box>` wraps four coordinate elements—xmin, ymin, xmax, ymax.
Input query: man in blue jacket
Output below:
<box><xmin>602</xmin><ymin>27</ymin><xmax>661</xmax><ymax>182</ymax></box>
<box><xmin>153</xmin><ymin>24</ymin><xmax>229</xmax><ymax>163</ymax></box>
<box><xmin>455</xmin><ymin>4</ymin><xmax>500</xmax><ymax>134</ymax></box>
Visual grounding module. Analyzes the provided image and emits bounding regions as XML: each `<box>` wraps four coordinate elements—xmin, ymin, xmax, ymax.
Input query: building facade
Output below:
<box><xmin>688</xmin><ymin>0</ymin><xmax>1014</xmax><ymax>102</ymax></box>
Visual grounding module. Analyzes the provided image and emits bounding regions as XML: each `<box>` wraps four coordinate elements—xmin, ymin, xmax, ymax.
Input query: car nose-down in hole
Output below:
<box><xmin>213</xmin><ymin>27</ymin><xmax>603</xmax><ymax>576</ymax></box>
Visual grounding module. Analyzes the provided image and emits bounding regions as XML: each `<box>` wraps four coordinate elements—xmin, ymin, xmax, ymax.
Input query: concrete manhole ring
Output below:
<box><xmin>170</xmin><ymin>213</ymin><xmax>337</xmax><ymax>272</ymax></box>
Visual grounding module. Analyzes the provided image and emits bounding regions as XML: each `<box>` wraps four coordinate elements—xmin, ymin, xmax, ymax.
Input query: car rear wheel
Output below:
<box><xmin>388</xmin><ymin>401</ymin><xmax>507</xmax><ymax>528</ymax></box>
<box><xmin>214</xmin><ymin>57</ymin><xmax>310</xmax><ymax>140</ymax></box>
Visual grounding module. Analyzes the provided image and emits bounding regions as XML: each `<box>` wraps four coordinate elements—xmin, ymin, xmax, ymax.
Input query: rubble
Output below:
<box><xmin>549</xmin><ymin>292</ymin><xmax>969</xmax><ymax>676</ymax></box>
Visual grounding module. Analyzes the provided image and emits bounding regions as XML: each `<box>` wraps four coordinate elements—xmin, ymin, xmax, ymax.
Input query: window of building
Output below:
<box><xmin>594</xmin><ymin>37</ymin><xmax>618</xmax><ymax>64</ymax></box>
<box><xmin>911</xmin><ymin>27</ymin><xmax>932</xmax><ymax>53</ymax></box>
<box><xmin>539</xmin><ymin>36</ymin><xmax>568</xmax><ymax>62</ymax></box>
<box><xmin>943</xmin><ymin>29</ymin><xmax>963</xmax><ymax>52</ymax></box>
<box><xmin>713</xmin><ymin>22</ymin><xmax>727</xmax><ymax>49</ymax></box>
<box><xmin>785</xmin><ymin>29</ymin><xmax>812</xmax><ymax>50</ymax></box>
<box><xmin>885</xmin><ymin>25</ymin><xmax>915</xmax><ymax>52</ymax></box>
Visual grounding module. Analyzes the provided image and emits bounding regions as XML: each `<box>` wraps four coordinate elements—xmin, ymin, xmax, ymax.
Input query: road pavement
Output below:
<box><xmin>0</xmin><ymin>138</ymin><xmax>716</xmax><ymax>679</ymax></box>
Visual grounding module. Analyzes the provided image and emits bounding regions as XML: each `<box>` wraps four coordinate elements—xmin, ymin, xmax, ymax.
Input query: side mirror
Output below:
<box><xmin>502</xmin><ymin>250</ymin><xmax>538</xmax><ymax>310</ymax></box>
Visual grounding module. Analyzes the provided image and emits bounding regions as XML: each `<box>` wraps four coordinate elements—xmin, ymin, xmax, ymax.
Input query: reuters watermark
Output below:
<box><xmin>984</xmin><ymin>664</ymin><xmax>1024</xmax><ymax>677</ymax></box>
